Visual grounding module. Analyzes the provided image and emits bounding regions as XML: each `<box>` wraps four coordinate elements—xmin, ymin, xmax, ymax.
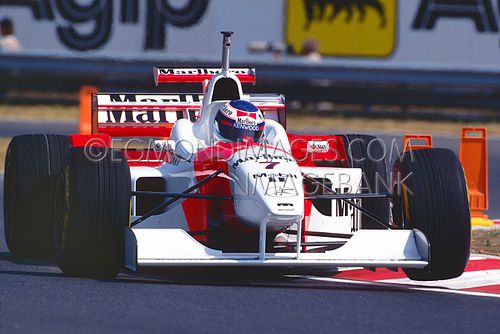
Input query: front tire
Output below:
<box><xmin>4</xmin><ymin>134</ymin><xmax>69</xmax><ymax>259</ymax></box>
<box><xmin>392</xmin><ymin>148</ymin><xmax>471</xmax><ymax>281</ymax></box>
<box><xmin>53</xmin><ymin>147</ymin><xmax>131</xmax><ymax>279</ymax></box>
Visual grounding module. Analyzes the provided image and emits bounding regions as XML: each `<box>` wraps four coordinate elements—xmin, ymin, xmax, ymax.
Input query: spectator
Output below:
<box><xmin>0</xmin><ymin>18</ymin><xmax>21</xmax><ymax>52</ymax></box>
<box><xmin>301</xmin><ymin>38</ymin><xmax>322</xmax><ymax>64</ymax></box>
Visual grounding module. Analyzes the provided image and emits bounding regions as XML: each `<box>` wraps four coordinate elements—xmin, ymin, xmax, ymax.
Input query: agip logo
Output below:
<box><xmin>0</xmin><ymin>0</ymin><xmax>209</xmax><ymax>51</ymax></box>
<box><xmin>286</xmin><ymin>0</ymin><xmax>397</xmax><ymax>58</ymax></box>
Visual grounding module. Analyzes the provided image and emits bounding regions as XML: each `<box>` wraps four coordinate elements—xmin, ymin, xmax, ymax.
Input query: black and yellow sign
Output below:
<box><xmin>286</xmin><ymin>0</ymin><xmax>397</xmax><ymax>58</ymax></box>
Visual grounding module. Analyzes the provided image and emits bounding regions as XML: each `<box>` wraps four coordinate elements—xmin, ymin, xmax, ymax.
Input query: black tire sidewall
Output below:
<box><xmin>393</xmin><ymin>149</ymin><xmax>471</xmax><ymax>280</ymax></box>
<box><xmin>55</xmin><ymin>147</ymin><xmax>131</xmax><ymax>278</ymax></box>
<box><xmin>3</xmin><ymin>135</ymin><xmax>69</xmax><ymax>258</ymax></box>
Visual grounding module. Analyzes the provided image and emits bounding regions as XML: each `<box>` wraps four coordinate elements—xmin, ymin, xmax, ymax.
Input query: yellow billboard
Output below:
<box><xmin>286</xmin><ymin>0</ymin><xmax>397</xmax><ymax>58</ymax></box>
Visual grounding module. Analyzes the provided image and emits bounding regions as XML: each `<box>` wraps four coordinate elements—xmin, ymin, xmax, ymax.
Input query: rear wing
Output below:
<box><xmin>93</xmin><ymin>93</ymin><xmax>285</xmax><ymax>138</ymax></box>
<box><xmin>154</xmin><ymin>68</ymin><xmax>256</xmax><ymax>86</ymax></box>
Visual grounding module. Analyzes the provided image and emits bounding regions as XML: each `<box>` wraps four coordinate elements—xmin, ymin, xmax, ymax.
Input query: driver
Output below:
<box><xmin>214</xmin><ymin>100</ymin><xmax>265</xmax><ymax>143</ymax></box>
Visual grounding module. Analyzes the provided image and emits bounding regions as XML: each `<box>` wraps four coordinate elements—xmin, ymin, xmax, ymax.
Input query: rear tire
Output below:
<box><xmin>342</xmin><ymin>134</ymin><xmax>390</xmax><ymax>229</ymax></box>
<box><xmin>53</xmin><ymin>147</ymin><xmax>131</xmax><ymax>279</ymax></box>
<box><xmin>3</xmin><ymin>134</ymin><xmax>69</xmax><ymax>259</ymax></box>
<box><xmin>392</xmin><ymin>148</ymin><xmax>471</xmax><ymax>281</ymax></box>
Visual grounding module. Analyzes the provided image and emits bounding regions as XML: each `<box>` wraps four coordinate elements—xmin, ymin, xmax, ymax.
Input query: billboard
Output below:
<box><xmin>0</xmin><ymin>0</ymin><xmax>499</xmax><ymax>72</ymax></box>
<box><xmin>286</xmin><ymin>0</ymin><xmax>398</xmax><ymax>58</ymax></box>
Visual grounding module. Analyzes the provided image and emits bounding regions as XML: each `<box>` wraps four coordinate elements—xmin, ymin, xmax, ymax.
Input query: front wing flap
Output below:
<box><xmin>125</xmin><ymin>228</ymin><xmax>429</xmax><ymax>271</ymax></box>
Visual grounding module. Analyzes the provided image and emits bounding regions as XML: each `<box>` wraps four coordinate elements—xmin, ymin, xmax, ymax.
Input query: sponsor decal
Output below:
<box><xmin>98</xmin><ymin>110</ymin><xmax>179</xmax><ymax>124</ymax></box>
<box><xmin>234</xmin><ymin>123</ymin><xmax>261</xmax><ymax>131</ymax></box>
<box><xmin>260</xmin><ymin>162</ymin><xmax>280</xmax><ymax>169</ymax></box>
<box><xmin>412</xmin><ymin>0</ymin><xmax>500</xmax><ymax>49</ymax></box>
<box><xmin>96</xmin><ymin>94</ymin><xmax>203</xmax><ymax>124</ymax></box>
<box><xmin>277</xmin><ymin>203</ymin><xmax>295</xmax><ymax>211</ymax></box>
<box><xmin>307</xmin><ymin>178</ymin><xmax>361</xmax><ymax>231</ymax></box>
<box><xmin>221</xmin><ymin>102</ymin><xmax>265</xmax><ymax>131</ymax></box>
<box><xmin>286</xmin><ymin>0</ymin><xmax>397</xmax><ymax>57</ymax></box>
<box><xmin>253</xmin><ymin>173</ymin><xmax>299</xmax><ymax>179</ymax></box>
<box><xmin>0</xmin><ymin>0</ymin><xmax>209</xmax><ymax>51</ymax></box>
<box><xmin>252</xmin><ymin>173</ymin><xmax>300</xmax><ymax>197</ymax></box>
<box><xmin>237</xmin><ymin>110</ymin><xmax>258</xmax><ymax>120</ymax></box>
<box><xmin>97</xmin><ymin>94</ymin><xmax>203</xmax><ymax>106</ymax></box>
<box><xmin>333</xmin><ymin>186</ymin><xmax>361</xmax><ymax>232</ymax></box>
<box><xmin>223</xmin><ymin>104</ymin><xmax>263</xmax><ymax>121</ymax></box>
<box><xmin>413</xmin><ymin>0</ymin><xmax>498</xmax><ymax>33</ymax></box>
<box><xmin>157</xmin><ymin>68</ymin><xmax>254</xmax><ymax>76</ymax></box>
<box><xmin>232</xmin><ymin>154</ymin><xmax>295</xmax><ymax>169</ymax></box>
<box><xmin>220</xmin><ymin>105</ymin><xmax>234</xmax><ymax>117</ymax></box>
<box><xmin>307</xmin><ymin>140</ymin><xmax>330</xmax><ymax>153</ymax></box>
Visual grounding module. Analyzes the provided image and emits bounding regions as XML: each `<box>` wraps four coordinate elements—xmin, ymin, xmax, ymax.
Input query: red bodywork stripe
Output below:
<box><xmin>237</xmin><ymin>110</ymin><xmax>257</xmax><ymax>119</ymax></box>
<box><xmin>335</xmin><ymin>268</ymin><xmax>408</xmax><ymax>280</ymax></box>
<box><xmin>334</xmin><ymin>258</ymin><xmax>500</xmax><ymax>281</ymax></box>
<box><xmin>288</xmin><ymin>134</ymin><xmax>348</xmax><ymax>167</ymax></box>
<box><xmin>98</xmin><ymin>126</ymin><xmax>173</xmax><ymax>137</ymax></box>
<box><xmin>98</xmin><ymin>104</ymin><xmax>284</xmax><ymax>111</ymax></box>
<box><xmin>182</xmin><ymin>198</ymin><xmax>208</xmax><ymax>242</ymax></box>
<box><xmin>463</xmin><ymin>284</ymin><xmax>500</xmax><ymax>294</ymax></box>
<box><xmin>98</xmin><ymin>105</ymin><xmax>201</xmax><ymax>109</ymax></box>
<box><xmin>157</xmin><ymin>74</ymin><xmax>256</xmax><ymax>84</ymax></box>
<box><xmin>221</xmin><ymin>119</ymin><xmax>233</xmax><ymax>126</ymax></box>
<box><xmin>69</xmin><ymin>134</ymin><xmax>111</xmax><ymax>148</ymax></box>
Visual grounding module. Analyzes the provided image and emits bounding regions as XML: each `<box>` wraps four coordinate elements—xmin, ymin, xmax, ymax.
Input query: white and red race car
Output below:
<box><xmin>4</xmin><ymin>33</ymin><xmax>470</xmax><ymax>280</ymax></box>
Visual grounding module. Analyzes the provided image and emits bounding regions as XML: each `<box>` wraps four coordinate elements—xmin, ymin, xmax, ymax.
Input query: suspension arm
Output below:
<box><xmin>130</xmin><ymin>169</ymin><xmax>225</xmax><ymax>227</ymax></box>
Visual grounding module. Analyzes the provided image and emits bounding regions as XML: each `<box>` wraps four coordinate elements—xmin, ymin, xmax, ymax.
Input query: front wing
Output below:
<box><xmin>124</xmin><ymin>228</ymin><xmax>429</xmax><ymax>271</ymax></box>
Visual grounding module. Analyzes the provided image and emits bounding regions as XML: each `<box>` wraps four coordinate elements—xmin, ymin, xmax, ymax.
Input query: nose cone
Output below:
<box><xmin>229</xmin><ymin>149</ymin><xmax>304</xmax><ymax>230</ymax></box>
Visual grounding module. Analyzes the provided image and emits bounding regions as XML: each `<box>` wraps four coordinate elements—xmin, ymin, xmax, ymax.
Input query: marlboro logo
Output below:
<box><xmin>237</xmin><ymin>110</ymin><xmax>257</xmax><ymax>120</ymax></box>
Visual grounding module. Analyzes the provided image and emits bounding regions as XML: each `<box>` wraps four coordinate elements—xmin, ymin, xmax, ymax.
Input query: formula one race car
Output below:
<box><xmin>4</xmin><ymin>32</ymin><xmax>471</xmax><ymax>280</ymax></box>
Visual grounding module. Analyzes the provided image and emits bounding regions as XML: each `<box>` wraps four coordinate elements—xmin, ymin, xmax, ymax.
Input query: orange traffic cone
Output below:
<box><xmin>459</xmin><ymin>128</ymin><xmax>493</xmax><ymax>227</ymax></box>
<box><xmin>79</xmin><ymin>86</ymin><xmax>98</xmax><ymax>134</ymax></box>
<box><xmin>403</xmin><ymin>134</ymin><xmax>433</xmax><ymax>152</ymax></box>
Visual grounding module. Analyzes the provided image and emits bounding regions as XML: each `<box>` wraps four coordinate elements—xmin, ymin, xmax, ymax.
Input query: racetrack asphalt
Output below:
<box><xmin>0</xmin><ymin>121</ymin><xmax>499</xmax><ymax>333</ymax></box>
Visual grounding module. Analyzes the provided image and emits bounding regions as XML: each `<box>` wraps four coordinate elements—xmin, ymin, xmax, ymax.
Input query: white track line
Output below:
<box><xmin>379</xmin><ymin>269</ymin><xmax>500</xmax><ymax>290</ymax></box>
<box><xmin>302</xmin><ymin>276</ymin><xmax>500</xmax><ymax>299</ymax></box>
<box><xmin>470</xmin><ymin>254</ymin><xmax>500</xmax><ymax>260</ymax></box>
